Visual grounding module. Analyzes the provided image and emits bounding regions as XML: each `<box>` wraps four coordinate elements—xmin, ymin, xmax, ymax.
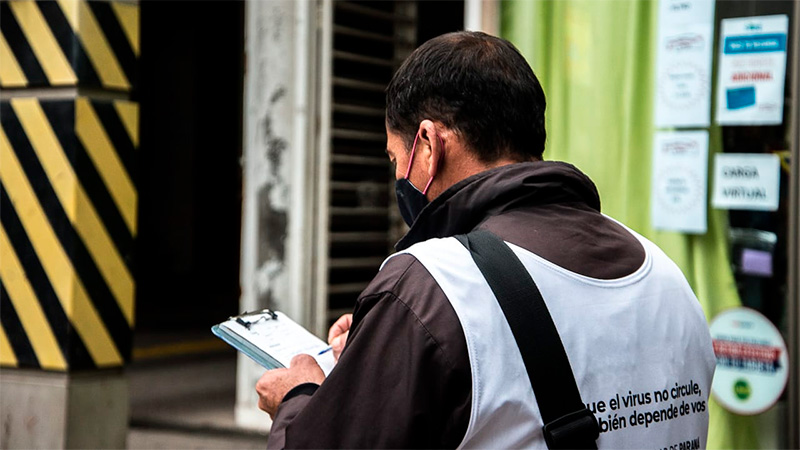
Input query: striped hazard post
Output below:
<box><xmin>0</xmin><ymin>97</ymin><xmax>138</xmax><ymax>370</ymax></box>
<box><xmin>0</xmin><ymin>0</ymin><xmax>138</xmax><ymax>90</ymax></box>
<box><xmin>1</xmin><ymin>2</ymin><xmax>138</xmax><ymax>447</ymax></box>
<box><xmin>1</xmin><ymin>0</ymin><xmax>139</xmax><ymax>373</ymax></box>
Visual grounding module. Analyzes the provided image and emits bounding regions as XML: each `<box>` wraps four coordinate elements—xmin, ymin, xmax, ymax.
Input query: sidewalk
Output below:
<box><xmin>127</xmin><ymin>345</ymin><xmax>268</xmax><ymax>449</ymax></box>
<box><xmin>128</xmin><ymin>428</ymin><xmax>265</xmax><ymax>450</ymax></box>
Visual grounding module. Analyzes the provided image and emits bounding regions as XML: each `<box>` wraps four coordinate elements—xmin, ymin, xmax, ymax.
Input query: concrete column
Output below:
<box><xmin>236</xmin><ymin>0</ymin><xmax>320</xmax><ymax>431</ymax></box>
<box><xmin>0</xmin><ymin>0</ymin><xmax>139</xmax><ymax>447</ymax></box>
<box><xmin>0</xmin><ymin>369</ymin><xmax>128</xmax><ymax>449</ymax></box>
<box><xmin>464</xmin><ymin>0</ymin><xmax>500</xmax><ymax>35</ymax></box>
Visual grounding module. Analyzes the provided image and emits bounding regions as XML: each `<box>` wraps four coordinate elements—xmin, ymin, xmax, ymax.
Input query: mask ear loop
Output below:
<box><xmin>403</xmin><ymin>132</ymin><xmax>420</xmax><ymax>179</ymax></box>
<box><xmin>421</xmin><ymin>135</ymin><xmax>444</xmax><ymax>195</ymax></box>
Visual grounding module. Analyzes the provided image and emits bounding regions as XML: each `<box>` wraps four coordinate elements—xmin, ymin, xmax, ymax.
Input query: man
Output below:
<box><xmin>256</xmin><ymin>31</ymin><xmax>715</xmax><ymax>448</ymax></box>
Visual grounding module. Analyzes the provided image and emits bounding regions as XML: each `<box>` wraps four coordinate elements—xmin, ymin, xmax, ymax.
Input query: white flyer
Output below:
<box><xmin>651</xmin><ymin>131</ymin><xmax>709</xmax><ymax>233</ymax></box>
<box><xmin>712</xmin><ymin>153</ymin><xmax>781</xmax><ymax>211</ymax></box>
<box><xmin>654</xmin><ymin>0</ymin><xmax>715</xmax><ymax>128</ymax></box>
<box><xmin>212</xmin><ymin>310</ymin><xmax>335</xmax><ymax>376</ymax></box>
<box><xmin>715</xmin><ymin>15</ymin><xmax>789</xmax><ymax>125</ymax></box>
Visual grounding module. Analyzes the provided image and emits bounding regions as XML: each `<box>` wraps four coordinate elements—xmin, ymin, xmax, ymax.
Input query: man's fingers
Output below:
<box><xmin>327</xmin><ymin>314</ymin><xmax>353</xmax><ymax>343</ymax></box>
<box><xmin>290</xmin><ymin>353</ymin><xmax>316</xmax><ymax>367</ymax></box>
<box><xmin>289</xmin><ymin>354</ymin><xmax>326</xmax><ymax>384</ymax></box>
<box><xmin>255</xmin><ymin>361</ymin><xmax>324</xmax><ymax>418</ymax></box>
<box><xmin>331</xmin><ymin>330</ymin><xmax>349</xmax><ymax>362</ymax></box>
<box><xmin>256</xmin><ymin>369</ymin><xmax>281</xmax><ymax>395</ymax></box>
<box><xmin>328</xmin><ymin>314</ymin><xmax>352</xmax><ymax>363</ymax></box>
<box><xmin>257</xmin><ymin>394</ymin><xmax>269</xmax><ymax>413</ymax></box>
<box><xmin>256</xmin><ymin>369</ymin><xmax>285</xmax><ymax>415</ymax></box>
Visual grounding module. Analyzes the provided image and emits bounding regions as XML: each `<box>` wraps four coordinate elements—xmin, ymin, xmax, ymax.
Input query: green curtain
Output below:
<box><xmin>501</xmin><ymin>1</ymin><xmax>758</xmax><ymax>448</ymax></box>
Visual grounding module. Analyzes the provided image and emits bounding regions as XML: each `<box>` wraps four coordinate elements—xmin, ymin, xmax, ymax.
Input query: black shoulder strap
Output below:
<box><xmin>455</xmin><ymin>229</ymin><xmax>599</xmax><ymax>449</ymax></box>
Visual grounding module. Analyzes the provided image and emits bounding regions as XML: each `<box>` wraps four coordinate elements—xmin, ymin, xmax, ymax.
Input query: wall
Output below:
<box><xmin>236</xmin><ymin>0</ymin><xmax>319</xmax><ymax>431</ymax></box>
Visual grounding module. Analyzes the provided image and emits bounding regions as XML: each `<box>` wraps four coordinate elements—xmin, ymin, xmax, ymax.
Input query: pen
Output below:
<box><xmin>318</xmin><ymin>346</ymin><xmax>333</xmax><ymax>355</ymax></box>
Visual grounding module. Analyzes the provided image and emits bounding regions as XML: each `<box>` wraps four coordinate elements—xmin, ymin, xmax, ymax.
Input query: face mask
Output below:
<box><xmin>394</xmin><ymin>132</ymin><xmax>440</xmax><ymax>226</ymax></box>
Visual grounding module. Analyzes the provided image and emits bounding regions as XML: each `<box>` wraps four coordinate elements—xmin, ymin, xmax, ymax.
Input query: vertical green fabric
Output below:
<box><xmin>501</xmin><ymin>1</ymin><xmax>758</xmax><ymax>448</ymax></box>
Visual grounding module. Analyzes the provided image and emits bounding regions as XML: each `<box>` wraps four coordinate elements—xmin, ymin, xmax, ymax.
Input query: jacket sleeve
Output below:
<box><xmin>266</xmin><ymin>256</ymin><xmax>471</xmax><ymax>449</ymax></box>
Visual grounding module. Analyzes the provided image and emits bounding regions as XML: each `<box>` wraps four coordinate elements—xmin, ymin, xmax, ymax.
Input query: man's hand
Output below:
<box><xmin>328</xmin><ymin>313</ymin><xmax>352</xmax><ymax>361</ymax></box>
<box><xmin>256</xmin><ymin>354</ymin><xmax>325</xmax><ymax>419</ymax></box>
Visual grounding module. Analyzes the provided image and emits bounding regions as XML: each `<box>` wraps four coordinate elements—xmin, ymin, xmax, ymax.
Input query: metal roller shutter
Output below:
<box><xmin>314</xmin><ymin>1</ymin><xmax>417</xmax><ymax>331</ymax></box>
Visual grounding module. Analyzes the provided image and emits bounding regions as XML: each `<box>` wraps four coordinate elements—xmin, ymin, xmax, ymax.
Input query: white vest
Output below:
<box><xmin>388</xmin><ymin>230</ymin><xmax>716</xmax><ymax>449</ymax></box>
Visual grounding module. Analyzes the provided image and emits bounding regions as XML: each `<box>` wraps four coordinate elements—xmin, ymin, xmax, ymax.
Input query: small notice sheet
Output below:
<box><xmin>712</xmin><ymin>153</ymin><xmax>781</xmax><ymax>211</ymax></box>
<box><xmin>654</xmin><ymin>0</ymin><xmax>715</xmax><ymax>128</ymax></box>
<box><xmin>716</xmin><ymin>15</ymin><xmax>789</xmax><ymax>125</ymax></box>
<box><xmin>212</xmin><ymin>310</ymin><xmax>335</xmax><ymax>376</ymax></box>
<box><xmin>651</xmin><ymin>131</ymin><xmax>709</xmax><ymax>233</ymax></box>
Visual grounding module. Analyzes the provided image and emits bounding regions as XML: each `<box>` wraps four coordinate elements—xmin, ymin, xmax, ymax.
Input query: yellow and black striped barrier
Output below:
<box><xmin>0</xmin><ymin>0</ymin><xmax>138</xmax><ymax>91</ymax></box>
<box><xmin>0</xmin><ymin>97</ymin><xmax>138</xmax><ymax>370</ymax></box>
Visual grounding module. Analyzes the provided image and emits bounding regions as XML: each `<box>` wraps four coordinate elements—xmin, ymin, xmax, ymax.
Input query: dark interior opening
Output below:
<box><xmin>136</xmin><ymin>2</ymin><xmax>245</xmax><ymax>332</ymax></box>
<box><xmin>417</xmin><ymin>1</ymin><xmax>465</xmax><ymax>45</ymax></box>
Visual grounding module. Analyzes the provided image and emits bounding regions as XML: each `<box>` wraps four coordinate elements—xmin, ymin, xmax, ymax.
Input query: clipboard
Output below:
<box><xmin>211</xmin><ymin>309</ymin><xmax>335</xmax><ymax>376</ymax></box>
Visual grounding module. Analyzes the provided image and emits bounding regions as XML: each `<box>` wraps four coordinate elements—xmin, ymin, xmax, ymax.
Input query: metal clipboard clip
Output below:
<box><xmin>231</xmin><ymin>308</ymin><xmax>278</xmax><ymax>330</ymax></box>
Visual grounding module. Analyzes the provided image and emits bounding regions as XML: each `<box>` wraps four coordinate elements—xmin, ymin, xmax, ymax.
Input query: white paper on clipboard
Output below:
<box><xmin>212</xmin><ymin>310</ymin><xmax>335</xmax><ymax>376</ymax></box>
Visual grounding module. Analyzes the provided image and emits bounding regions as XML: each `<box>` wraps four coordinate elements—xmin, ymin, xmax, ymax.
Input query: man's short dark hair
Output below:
<box><xmin>386</xmin><ymin>31</ymin><xmax>546</xmax><ymax>162</ymax></box>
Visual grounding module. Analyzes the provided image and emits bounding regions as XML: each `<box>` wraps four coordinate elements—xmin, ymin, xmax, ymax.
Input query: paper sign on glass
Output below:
<box><xmin>654</xmin><ymin>0</ymin><xmax>715</xmax><ymax>128</ymax></box>
<box><xmin>716</xmin><ymin>15</ymin><xmax>789</xmax><ymax>125</ymax></box>
<box><xmin>712</xmin><ymin>153</ymin><xmax>781</xmax><ymax>211</ymax></box>
<box><xmin>651</xmin><ymin>131</ymin><xmax>709</xmax><ymax>234</ymax></box>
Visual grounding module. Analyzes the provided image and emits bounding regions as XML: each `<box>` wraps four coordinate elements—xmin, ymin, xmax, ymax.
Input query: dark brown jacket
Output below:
<box><xmin>267</xmin><ymin>161</ymin><xmax>644</xmax><ymax>449</ymax></box>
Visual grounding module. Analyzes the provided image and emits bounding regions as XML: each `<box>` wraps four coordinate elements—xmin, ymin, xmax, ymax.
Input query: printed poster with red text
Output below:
<box><xmin>716</xmin><ymin>15</ymin><xmax>789</xmax><ymax>125</ymax></box>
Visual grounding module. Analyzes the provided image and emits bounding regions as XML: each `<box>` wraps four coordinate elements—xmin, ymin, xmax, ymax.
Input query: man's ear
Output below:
<box><xmin>418</xmin><ymin>120</ymin><xmax>443</xmax><ymax>177</ymax></box>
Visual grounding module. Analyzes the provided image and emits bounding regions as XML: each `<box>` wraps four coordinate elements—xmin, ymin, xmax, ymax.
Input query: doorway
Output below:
<box><xmin>130</xmin><ymin>0</ymin><xmax>245</xmax><ymax>432</ymax></box>
<box><xmin>136</xmin><ymin>2</ymin><xmax>244</xmax><ymax>335</ymax></box>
